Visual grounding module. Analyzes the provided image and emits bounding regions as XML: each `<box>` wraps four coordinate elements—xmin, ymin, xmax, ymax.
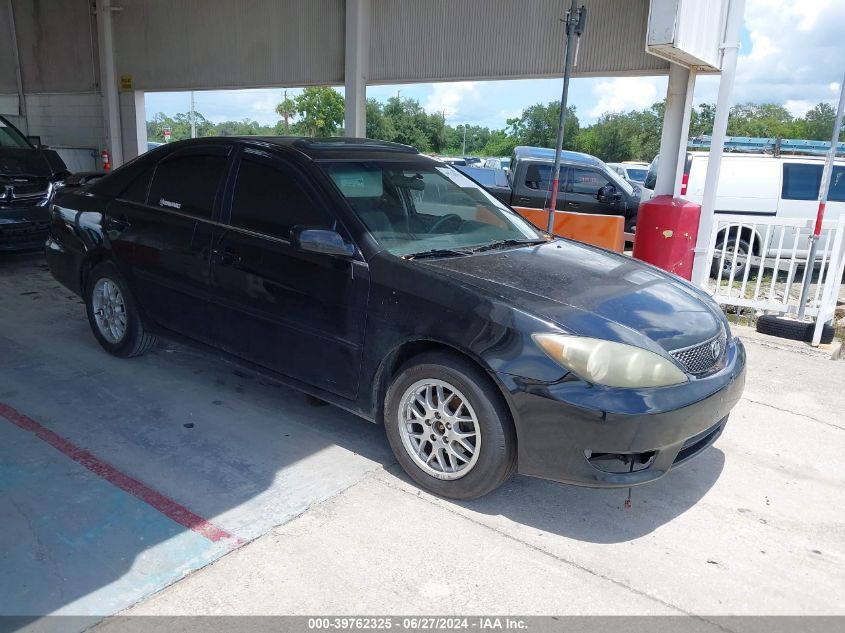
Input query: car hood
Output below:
<box><xmin>0</xmin><ymin>147</ymin><xmax>52</xmax><ymax>179</ymax></box>
<box><xmin>419</xmin><ymin>240</ymin><xmax>724</xmax><ymax>353</ymax></box>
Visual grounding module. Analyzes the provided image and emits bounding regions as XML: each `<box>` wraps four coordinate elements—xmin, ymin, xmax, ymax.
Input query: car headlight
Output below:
<box><xmin>532</xmin><ymin>333</ymin><xmax>688</xmax><ymax>388</ymax></box>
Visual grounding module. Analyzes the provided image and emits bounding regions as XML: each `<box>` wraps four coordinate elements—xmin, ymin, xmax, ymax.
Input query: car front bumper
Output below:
<box><xmin>0</xmin><ymin>206</ymin><xmax>50</xmax><ymax>252</ymax></box>
<box><xmin>498</xmin><ymin>337</ymin><xmax>746</xmax><ymax>488</ymax></box>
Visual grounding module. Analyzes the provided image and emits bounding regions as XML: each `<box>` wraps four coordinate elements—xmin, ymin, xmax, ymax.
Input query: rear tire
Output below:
<box><xmin>756</xmin><ymin>314</ymin><xmax>834</xmax><ymax>344</ymax></box>
<box><xmin>384</xmin><ymin>351</ymin><xmax>517</xmax><ymax>500</ymax></box>
<box><xmin>85</xmin><ymin>261</ymin><xmax>156</xmax><ymax>357</ymax></box>
<box><xmin>711</xmin><ymin>236</ymin><xmax>751</xmax><ymax>280</ymax></box>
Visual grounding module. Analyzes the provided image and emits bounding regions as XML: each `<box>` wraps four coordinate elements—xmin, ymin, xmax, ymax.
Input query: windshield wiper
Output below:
<box><xmin>469</xmin><ymin>238</ymin><xmax>549</xmax><ymax>253</ymax></box>
<box><xmin>403</xmin><ymin>248</ymin><xmax>472</xmax><ymax>260</ymax></box>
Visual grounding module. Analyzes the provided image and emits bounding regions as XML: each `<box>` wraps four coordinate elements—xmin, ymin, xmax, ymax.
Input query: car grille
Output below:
<box><xmin>670</xmin><ymin>328</ymin><xmax>727</xmax><ymax>375</ymax></box>
<box><xmin>0</xmin><ymin>220</ymin><xmax>50</xmax><ymax>244</ymax></box>
<box><xmin>1</xmin><ymin>181</ymin><xmax>50</xmax><ymax>207</ymax></box>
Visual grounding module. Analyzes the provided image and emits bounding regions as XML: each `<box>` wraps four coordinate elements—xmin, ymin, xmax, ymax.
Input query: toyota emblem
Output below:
<box><xmin>710</xmin><ymin>339</ymin><xmax>722</xmax><ymax>358</ymax></box>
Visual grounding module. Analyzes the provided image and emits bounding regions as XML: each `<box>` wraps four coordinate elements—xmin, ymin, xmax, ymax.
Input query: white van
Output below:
<box><xmin>643</xmin><ymin>152</ymin><xmax>845</xmax><ymax>271</ymax></box>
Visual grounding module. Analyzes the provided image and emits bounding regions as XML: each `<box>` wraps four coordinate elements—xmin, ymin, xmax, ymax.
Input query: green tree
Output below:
<box><xmin>275</xmin><ymin>92</ymin><xmax>297</xmax><ymax>135</ymax></box>
<box><xmin>802</xmin><ymin>102</ymin><xmax>842</xmax><ymax>141</ymax></box>
<box><xmin>293</xmin><ymin>87</ymin><xmax>344</xmax><ymax>137</ymax></box>
<box><xmin>507</xmin><ymin>102</ymin><xmax>580</xmax><ymax>149</ymax></box>
<box><xmin>727</xmin><ymin>103</ymin><xmax>797</xmax><ymax>138</ymax></box>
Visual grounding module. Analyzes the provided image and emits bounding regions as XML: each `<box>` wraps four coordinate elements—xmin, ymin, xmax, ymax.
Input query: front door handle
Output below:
<box><xmin>567</xmin><ymin>201</ymin><xmax>580</xmax><ymax>208</ymax></box>
<box><xmin>105</xmin><ymin>216</ymin><xmax>130</xmax><ymax>231</ymax></box>
<box><xmin>212</xmin><ymin>248</ymin><xmax>241</xmax><ymax>266</ymax></box>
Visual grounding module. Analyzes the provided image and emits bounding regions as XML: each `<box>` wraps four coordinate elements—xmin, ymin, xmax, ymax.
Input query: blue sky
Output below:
<box><xmin>145</xmin><ymin>0</ymin><xmax>844</xmax><ymax>131</ymax></box>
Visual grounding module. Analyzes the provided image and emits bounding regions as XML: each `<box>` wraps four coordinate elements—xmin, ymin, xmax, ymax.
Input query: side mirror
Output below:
<box><xmin>291</xmin><ymin>226</ymin><xmax>356</xmax><ymax>258</ymax></box>
<box><xmin>27</xmin><ymin>135</ymin><xmax>42</xmax><ymax>148</ymax></box>
<box><xmin>597</xmin><ymin>184</ymin><xmax>621</xmax><ymax>204</ymax></box>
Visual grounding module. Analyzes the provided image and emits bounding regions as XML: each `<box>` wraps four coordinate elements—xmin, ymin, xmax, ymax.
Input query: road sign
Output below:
<box><xmin>163</xmin><ymin>127</ymin><xmax>172</xmax><ymax>142</ymax></box>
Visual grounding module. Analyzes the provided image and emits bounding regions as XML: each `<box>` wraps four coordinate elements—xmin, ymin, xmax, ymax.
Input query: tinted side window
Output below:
<box><xmin>568</xmin><ymin>168</ymin><xmax>610</xmax><ymax>195</ymax></box>
<box><xmin>148</xmin><ymin>153</ymin><xmax>228</xmax><ymax>218</ymax></box>
<box><xmin>782</xmin><ymin>163</ymin><xmax>822</xmax><ymax>201</ymax></box>
<box><xmin>119</xmin><ymin>168</ymin><xmax>153</xmax><ymax>203</ymax></box>
<box><xmin>230</xmin><ymin>155</ymin><xmax>327</xmax><ymax>237</ymax></box>
<box><xmin>524</xmin><ymin>164</ymin><xmax>552</xmax><ymax>190</ymax></box>
<box><xmin>827</xmin><ymin>166</ymin><xmax>845</xmax><ymax>203</ymax></box>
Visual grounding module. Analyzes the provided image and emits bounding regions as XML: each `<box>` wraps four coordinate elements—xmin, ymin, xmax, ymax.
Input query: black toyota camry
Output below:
<box><xmin>46</xmin><ymin>137</ymin><xmax>745</xmax><ymax>499</ymax></box>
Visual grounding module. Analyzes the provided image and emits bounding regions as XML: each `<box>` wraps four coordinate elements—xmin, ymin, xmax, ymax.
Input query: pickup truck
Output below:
<box><xmin>460</xmin><ymin>146</ymin><xmax>641</xmax><ymax>232</ymax></box>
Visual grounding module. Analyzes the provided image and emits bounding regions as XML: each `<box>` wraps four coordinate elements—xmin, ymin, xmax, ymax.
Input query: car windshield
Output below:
<box><xmin>320</xmin><ymin>160</ymin><xmax>546</xmax><ymax>257</ymax></box>
<box><xmin>625</xmin><ymin>168</ymin><xmax>647</xmax><ymax>182</ymax></box>
<box><xmin>0</xmin><ymin>116</ymin><xmax>32</xmax><ymax>149</ymax></box>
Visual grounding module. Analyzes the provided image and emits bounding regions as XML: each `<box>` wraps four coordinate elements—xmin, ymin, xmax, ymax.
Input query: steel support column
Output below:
<box><xmin>654</xmin><ymin>63</ymin><xmax>693</xmax><ymax>196</ymax></box>
<box><xmin>96</xmin><ymin>0</ymin><xmax>124</xmax><ymax>168</ymax></box>
<box><xmin>344</xmin><ymin>0</ymin><xmax>370</xmax><ymax>137</ymax></box>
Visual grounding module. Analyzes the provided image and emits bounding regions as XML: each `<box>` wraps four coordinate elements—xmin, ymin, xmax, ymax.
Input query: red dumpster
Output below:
<box><xmin>632</xmin><ymin>195</ymin><xmax>701</xmax><ymax>280</ymax></box>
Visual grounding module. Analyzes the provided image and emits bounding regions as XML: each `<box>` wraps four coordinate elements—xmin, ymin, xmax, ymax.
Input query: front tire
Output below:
<box><xmin>85</xmin><ymin>261</ymin><xmax>156</xmax><ymax>357</ymax></box>
<box><xmin>384</xmin><ymin>351</ymin><xmax>516</xmax><ymax>500</ymax></box>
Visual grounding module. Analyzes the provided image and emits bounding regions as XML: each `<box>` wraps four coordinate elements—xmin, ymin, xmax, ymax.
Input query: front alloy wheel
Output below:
<box><xmin>398</xmin><ymin>379</ymin><xmax>481</xmax><ymax>480</ymax></box>
<box><xmin>384</xmin><ymin>351</ymin><xmax>516</xmax><ymax>500</ymax></box>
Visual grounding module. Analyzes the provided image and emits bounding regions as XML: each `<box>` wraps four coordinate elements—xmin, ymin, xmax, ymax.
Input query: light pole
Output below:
<box><xmin>546</xmin><ymin>0</ymin><xmax>587</xmax><ymax>234</ymax></box>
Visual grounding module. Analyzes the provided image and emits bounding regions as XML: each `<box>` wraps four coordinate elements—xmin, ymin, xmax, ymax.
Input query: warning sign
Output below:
<box><xmin>120</xmin><ymin>75</ymin><xmax>133</xmax><ymax>91</ymax></box>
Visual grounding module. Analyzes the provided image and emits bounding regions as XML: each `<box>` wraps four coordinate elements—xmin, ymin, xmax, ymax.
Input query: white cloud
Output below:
<box><xmin>423</xmin><ymin>82</ymin><xmax>478</xmax><ymax>120</ymax></box>
<box><xmin>705</xmin><ymin>0</ymin><xmax>845</xmax><ymax>110</ymax></box>
<box><xmin>783</xmin><ymin>99</ymin><xmax>814</xmax><ymax>117</ymax></box>
<box><xmin>588</xmin><ymin>77</ymin><xmax>662</xmax><ymax>118</ymax></box>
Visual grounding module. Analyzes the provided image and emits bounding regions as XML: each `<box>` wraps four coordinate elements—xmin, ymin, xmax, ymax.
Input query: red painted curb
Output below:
<box><xmin>0</xmin><ymin>402</ymin><xmax>239</xmax><ymax>544</ymax></box>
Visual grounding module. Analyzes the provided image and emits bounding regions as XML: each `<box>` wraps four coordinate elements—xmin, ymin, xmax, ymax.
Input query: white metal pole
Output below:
<box><xmin>96</xmin><ymin>0</ymin><xmax>124</xmax><ymax>168</ymax></box>
<box><xmin>797</xmin><ymin>72</ymin><xmax>845</xmax><ymax>319</ymax></box>
<box><xmin>691</xmin><ymin>0</ymin><xmax>745</xmax><ymax>287</ymax></box>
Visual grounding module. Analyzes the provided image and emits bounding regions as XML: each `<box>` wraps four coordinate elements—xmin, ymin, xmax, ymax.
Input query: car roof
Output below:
<box><xmin>512</xmin><ymin>145</ymin><xmax>600</xmax><ymax>166</ymax></box>
<box><xmin>162</xmin><ymin>136</ymin><xmax>421</xmax><ymax>161</ymax></box>
<box><xmin>687</xmin><ymin>151</ymin><xmax>845</xmax><ymax>165</ymax></box>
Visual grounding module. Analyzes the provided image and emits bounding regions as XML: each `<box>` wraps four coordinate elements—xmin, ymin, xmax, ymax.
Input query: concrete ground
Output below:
<box><xmin>1</xmin><ymin>251</ymin><xmax>844</xmax><ymax>625</ymax></box>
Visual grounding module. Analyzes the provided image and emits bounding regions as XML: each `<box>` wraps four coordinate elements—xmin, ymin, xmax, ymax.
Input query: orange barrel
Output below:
<box><xmin>631</xmin><ymin>195</ymin><xmax>701</xmax><ymax>280</ymax></box>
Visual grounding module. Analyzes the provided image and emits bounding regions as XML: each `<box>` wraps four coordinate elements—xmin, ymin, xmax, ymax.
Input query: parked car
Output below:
<box><xmin>482</xmin><ymin>146</ymin><xmax>642</xmax><ymax>232</ymax></box>
<box><xmin>437</xmin><ymin>156</ymin><xmax>467</xmax><ymax>166</ymax></box>
<box><xmin>464</xmin><ymin>157</ymin><xmax>483</xmax><ymax>167</ymax></box>
<box><xmin>47</xmin><ymin>136</ymin><xmax>745</xmax><ymax>499</ymax></box>
<box><xmin>643</xmin><ymin>152</ymin><xmax>845</xmax><ymax>276</ymax></box>
<box><xmin>483</xmin><ymin>157</ymin><xmax>511</xmax><ymax>172</ymax></box>
<box><xmin>608</xmin><ymin>161</ymin><xmax>649</xmax><ymax>185</ymax></box>
<box><xmin>0</xmin><ymin>115</ymin><xmax>71</xmax><ymax>252</ymax></box>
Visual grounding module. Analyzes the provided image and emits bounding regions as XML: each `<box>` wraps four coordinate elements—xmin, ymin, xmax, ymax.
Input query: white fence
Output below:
<box><xmin>704</xmin><ymin>214</ymin><xmax>845</xmax><ymax>345</ymax></box>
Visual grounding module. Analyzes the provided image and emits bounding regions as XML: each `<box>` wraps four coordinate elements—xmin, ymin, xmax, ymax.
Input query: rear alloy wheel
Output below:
<box><xmin>711</xmin><ymin>237</ymin><xmax>751</xmax><ymax>280</ymax></box>
<box><xmin>384</xmin><ymin>351</ymin><xmax>516</xmax><ymax>500</ymax></box>
<box><xmin>85</xmin><ymin>262</ymin><xmax>156</xmax><ymax>357</ymax></box>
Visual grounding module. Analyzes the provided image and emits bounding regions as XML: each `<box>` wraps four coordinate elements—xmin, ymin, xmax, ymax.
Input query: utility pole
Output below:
<box><xmin>546</xmin><ymin>0</ymin><xmax>587</xmax><ymax>234</ymax></box>
<box><xmin>462</xmin><ymin>126</ymin><xmax>467</xmax><ymax>155</ymax></box>
<box><xmin>797</xmin><ymin>72</ymin><xmax>845</xmax><ymax>319</ymax></box>
<box><xmin>190</xmin><ymin>90</ymin><xmax>196</xmax><ymax>139</ymax></box>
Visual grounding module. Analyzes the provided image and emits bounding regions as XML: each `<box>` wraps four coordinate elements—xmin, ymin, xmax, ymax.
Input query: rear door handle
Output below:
<box><xmin>517</xmin><ymin>196</ymin><xmax>531</xmax><ymax>203</ymax></box>
<box><xmin>212</xmin><ymin>248</ymin><xmax>241</xmax><ymax>266</ymax></box>
<box><xmin>567</xmin><ymin>202</ymin><xmax>580</xmax><ymax>208</ymax></box>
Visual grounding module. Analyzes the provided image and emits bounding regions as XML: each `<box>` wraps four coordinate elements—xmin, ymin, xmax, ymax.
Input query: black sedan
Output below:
<box><xmin>46</xmin><ymin>137</ymin><xmax>746</xmax><ymax>499</ymax></box>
